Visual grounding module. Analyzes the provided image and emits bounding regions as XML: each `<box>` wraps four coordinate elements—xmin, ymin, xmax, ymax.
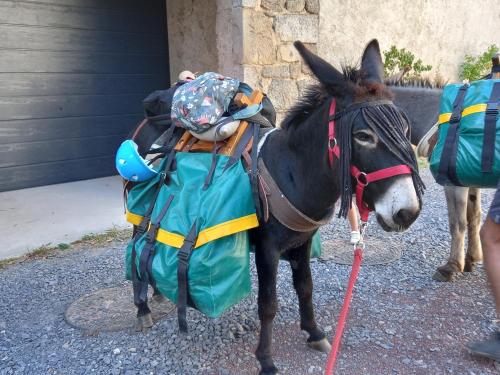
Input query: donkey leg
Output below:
<box><xmin>288</xmin><ymin>242</ymin><xmax>331</xmax><ymax>353</ymax></box>
<box><xmin>132</xmin><ymin>276</ymin><xmax>153</xmax><ymax>331</ymax></box>
<box><xmin>433</xmin><ymin>186</ymin><xmax>468</xmax><ymax>281</ymax></box>
<box><xmin>135</xmin><ymin>299</ymin><xmax>153</xmax><ymax>332</ymax></box>
<box><xmin>255</xmin><ymin>243</ymin><xmax>281</xmax><ymax>375</ymax></box>
<box><xmin>464</xmin><ymin>188</ymin><xmax>483</xmax><ymax>272</ymax></box>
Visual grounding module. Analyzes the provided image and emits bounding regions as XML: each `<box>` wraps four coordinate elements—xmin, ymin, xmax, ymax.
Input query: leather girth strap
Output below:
<box><xmin>258</xmin><ymin>158</ymin><xmax>331</xmax><ymax>232</ymax></box>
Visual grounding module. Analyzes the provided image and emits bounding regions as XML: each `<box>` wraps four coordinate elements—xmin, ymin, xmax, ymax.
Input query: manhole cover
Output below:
<box><xmin>65</xmin><ymin>285</ymin><xmax>175</xmax><ymax>332</ymax></box>
<box><xmin>320</xmin><ymin>238</ymin><xmax>402</xmax><ymax>265</ymax></box>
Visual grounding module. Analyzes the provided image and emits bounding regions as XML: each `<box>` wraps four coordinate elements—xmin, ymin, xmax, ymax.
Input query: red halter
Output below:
<box><xmin>327</xmin><ymin>99</ymin><xmax>412</xmax><ymax>222</ymax></box>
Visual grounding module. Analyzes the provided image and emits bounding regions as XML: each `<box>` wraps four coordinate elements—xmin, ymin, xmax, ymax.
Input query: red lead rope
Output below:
<box><xmin>324</xmin><ymin>248</ymin><xmax>363</xmax><ymax>375</ymax></box>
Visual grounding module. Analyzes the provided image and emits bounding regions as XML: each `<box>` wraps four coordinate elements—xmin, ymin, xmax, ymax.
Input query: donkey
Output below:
<box><xmin>129</xmin><ymin>40</ymin><xmax>424</xmax><ymax>374</ymax></box>
<box><xmin>391</xmin><ymin>84</ymin><xmax>483</xmax><ymax>281</ymax></box>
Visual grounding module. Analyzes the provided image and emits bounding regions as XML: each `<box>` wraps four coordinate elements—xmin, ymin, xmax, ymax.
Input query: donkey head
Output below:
<box><xmin>294</xmin><ymin>40</ymin><xmax>423</xmax><ymax>231</ymax></box>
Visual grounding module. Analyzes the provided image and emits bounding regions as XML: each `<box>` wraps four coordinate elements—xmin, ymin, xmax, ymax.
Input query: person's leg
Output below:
<box><xmin>482</xmin><ymin>217</ymin><xmax>500</xmax><ymax>313</ymax></box>
<box><xmin>468</xmin><ymin>181</ymin><xmax>500</xmax><ymax>361</ymax></box>
<box><xmin>348</xmin><ymin>199</ymin><xmax>360</xmax><ymax>244</ymax></box>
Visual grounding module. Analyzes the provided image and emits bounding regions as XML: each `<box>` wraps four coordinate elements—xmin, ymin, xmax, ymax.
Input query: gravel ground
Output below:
<box><xmin>1</xmin><ymin>168</ymin><xmax>499</xmax><ymax>375</ymax></box>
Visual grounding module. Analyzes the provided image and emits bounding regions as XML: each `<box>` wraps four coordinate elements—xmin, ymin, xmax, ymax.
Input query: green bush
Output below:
<box><xmin>459</xmin><ymin>45</ymin><xmax>499</xmax><ymax>81</ymax></box>
<box><xmin>383</xmin><ymin>45</ymin><xmax>432</xmax><ymax>80</ymax></box>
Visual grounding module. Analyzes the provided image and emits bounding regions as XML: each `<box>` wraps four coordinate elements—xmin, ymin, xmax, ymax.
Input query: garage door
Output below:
<box><xmin>0</xmin><ymin>0</ymin><xmax>169</xmax><ymax>191</ymax></box>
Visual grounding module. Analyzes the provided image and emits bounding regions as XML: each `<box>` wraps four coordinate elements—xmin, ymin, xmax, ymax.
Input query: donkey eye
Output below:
<box><xmin>354</xmin><ymin>131</ymin><xmax>374</xmax><ymax>143</ymax></box>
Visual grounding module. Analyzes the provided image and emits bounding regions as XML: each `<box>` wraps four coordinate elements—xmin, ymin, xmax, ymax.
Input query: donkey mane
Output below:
<box><xmin>386</xmin><ymin>77</ymin><xmax>446</xmax><ymax>89</ymax></box>
<box><xmin>281</xmin><ymin>84</ymin><xmax>328</xmax><ymax>130</ymax></box>
<box><xmin>343</xmin><ymin>64</ymin><xmax>446</xmax><ymax>90</ymax></box>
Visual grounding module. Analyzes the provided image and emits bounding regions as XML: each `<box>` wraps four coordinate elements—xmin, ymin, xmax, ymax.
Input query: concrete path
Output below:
<box><xmin>0</xmin><ymin>177</ymin><xmax>127</xmax><ymax>259</ymax></box>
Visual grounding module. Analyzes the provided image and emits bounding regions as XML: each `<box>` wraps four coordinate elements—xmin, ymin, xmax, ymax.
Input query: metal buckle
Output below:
<box><xmin>328</xmin><ymin>138</ymin><xmax>337</xmax><ymax>149</ymax></box>
<box><xmin>449</xmin><ymin>112</ymin><xmax>462</xmax><ymax>123</ymax></box>
<box><xmin>353</xmin><ymin>221</ymin><xmax>368</xmax><ymax>249</ymax></box>
<box><xmin>178</xmin><ymin>250</ymin><xmax>190</xmax><ymax>264</ymax></box>
<box><xmin>136</xmin><ymin>219</ymin><xmax>150</xmax><ymax>236</ymax></box>
<box><xmin>356</xmin><ymin>172</ymin><xmax>368</xmax><ymax>186</ymax></box>
<box><xmin>146</xmin><ymin>224</ymin><xmax>159</xmax><ymax>243</ymax></box>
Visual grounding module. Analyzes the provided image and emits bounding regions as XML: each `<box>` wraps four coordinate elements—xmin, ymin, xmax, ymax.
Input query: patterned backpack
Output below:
<box><xmin>171</xmin><ymin>72</ymin><xmax>240</xmax><ymax>134</ymax></box>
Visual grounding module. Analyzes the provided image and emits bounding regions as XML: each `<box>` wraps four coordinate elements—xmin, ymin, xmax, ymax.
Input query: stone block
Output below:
<box><xmin>243</xmin><ymin>65</ymin><xmax>263</xmax><ymax>91</ymax></box>
<box><xmin>305</xmin><ymin>0</ymin><xmax>319</xmax><ymax>14</ymax></box>
<box><xmin>261</xmin><ymin>0</ymin><xmax>285</xmax><ymax>11</ymax></box>
<box><xmin>285</xmin><ymin>0</ymin><xmax>305</xmax><ymax>12</ymax></box>
<box><xmin>242</xmin><ymin>10</ymin><xmax>276</xmax><ymax>64</ymax></box>
<box><xmin>289</xmin><ymin>62</ymin><xmax>301</xmax><ymax>79</ymax></box>
<box><xmin>262</xmin><ymin>64</ymin><xmax>290</xmax><ymax>78</ymax></box>
<box><xmin>274</xmin><ymin>14</ymin><xmax>318</xmax><ymax>43</ymax></box>
<box><xmin>267</xmin><ymin>79</ymin><xmax>298</xmax><ymax>110</ymax></box>
<box><xmin>278</xmin><ymin>43</ymin><xmax>300</xmax><ymax>62</ymax></box>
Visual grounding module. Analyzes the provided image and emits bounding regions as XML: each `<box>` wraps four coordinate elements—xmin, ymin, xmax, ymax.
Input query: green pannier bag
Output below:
<box><xmin>124</xmin><ymin>151</ymin><xmax>322</xmax><ymax>330</ymax></box>
<box><xmin>430</xmin><ymin>79</ymin><xmax>500</xmax><ymax>187</ymax></box>
<box><xmin>125</xmin><ymin>153</ymin><xmax>258</xmax><ymax>323</ymax></box>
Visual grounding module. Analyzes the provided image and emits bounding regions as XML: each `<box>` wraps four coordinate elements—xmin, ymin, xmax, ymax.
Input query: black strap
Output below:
<box><xmin>177</xmin><ymin>223</ymin><xmax>198</xmax><ymax>333</ymax></box>
<box><xmin>130</xmin><ymin>160</ymin><xmax>173</xmax><ymax>305</ymax></box>
<box><xmin>482</xmin><ymin>82</ymin><xmax>500</xmax><ymax>173</ymax></box>
<box><xmin>246</xmin><ymin>112</ymin><xmax>274</xmax><ymax>128</ymax></box>
<box><xmin>162</xmin><ymin>148</ymin><xmax>177</xmax><ymax>185</ymax></box>
<box><xmin>202</xmin><ymin>143</ymin><xmax>225</xmax><ymax>190</ymax></box>
<box><xmin>223</xmin><ymin>123</ymin><xmax>255</xmax><ymax>172</ymax></box>
<box><xmin>135</xmin><ymin>194</ymin><xmax>175</xmax><ymax>305</ymax></box>
<box><xmin>250</xmin><ymin>123</ymin><xmax>262</xmax><ymax>219</ymax></box>
<box><xmin>145</xmin><ymin>123</ymin><xmax>177</xmax><ymax>155</ymax></box>
<box><xmin>437</xmin><ymin>84</ymin><xmax>469</xmax><ymax>185</ymax></box>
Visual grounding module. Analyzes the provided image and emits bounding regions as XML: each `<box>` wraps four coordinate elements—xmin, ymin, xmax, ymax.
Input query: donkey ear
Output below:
<box><xmin>294</xmin><ymin>41</ymin><xmax>351</xmax><ymax>95</ymax></box>
<box><xmin>361</xmin><ymin>39</ymin><xmax>384</xmax><ymax>83</ymax></box>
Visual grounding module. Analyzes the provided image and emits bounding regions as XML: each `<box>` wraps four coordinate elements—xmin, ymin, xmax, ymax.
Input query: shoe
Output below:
<box><xmin>350</xmin><ymin>231</ymin><xmax>361</xmax><ymax>244</ymax></box>
<box><xmin>467</xmin><ymin>332</ymin><xmax>500</xmax><ymax>362</ymax></box>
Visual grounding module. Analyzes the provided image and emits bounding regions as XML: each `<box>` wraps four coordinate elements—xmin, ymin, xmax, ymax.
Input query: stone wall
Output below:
<box><xmin>166</xmin><ymin>0</ymin><xmax>218</xmax><ymax>81</ymax></box>
<box><xmin>236</xmin><ymin>0</ymin><xmax>320</xmax><ymax>123</ymax></box>
<box><xmin>167</xmin><ymin>0</ymin><xmax>244</xmax><ymax>83</ymax></box>
<box><xmin>167</xmin><ymin>0</ymin><xmax>499</xmax><ymax>123</ymax></box>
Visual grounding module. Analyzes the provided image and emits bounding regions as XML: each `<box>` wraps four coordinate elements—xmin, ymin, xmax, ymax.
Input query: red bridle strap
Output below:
<box><xmin>328</xmin><ymin>99</ymin><xmax>340</xmax><ymax>165</ymax></box>
<box><xmin>350</xmin><ymin>164</ymin><xmax>412</xmax><ymax>222</ymax></box>
<box><xmin>327</xmin><ymin>98</ymin><xmax>413</xmax><ymax>222</ymax></box>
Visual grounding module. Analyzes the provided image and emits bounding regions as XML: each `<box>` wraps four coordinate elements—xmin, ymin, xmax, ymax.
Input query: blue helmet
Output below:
<box><xmin>115</xmin><ymin>140</ymin><xmax>158</xmax><ymax>182</ymax></box>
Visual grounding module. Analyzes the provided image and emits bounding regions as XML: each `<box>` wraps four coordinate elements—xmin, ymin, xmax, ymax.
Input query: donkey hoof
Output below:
<box><xmin>432</xmin><ymin>269</ymin><xmax>454</xmax><ymax>282</ymax></box>
<box><xmin>259</xmin><ymin>365</ymin><xmax>278</xmax><ymax>375</ymax></box>
<box><xmin>308</xmin><ymin>337</ymin><xmax>332</xmax><ymax>353</ymax></box>
<box><xmin>135</xmin><ymin>313</ymin><xmax>153</xmax><ymax>332</ymax></box>
<box><xmin>433</xmin><ymin>263</ymin><xmax>461</xmax><ymax>282</ymax></box>
<box><xmin>464</xmin><ymin>261</ymin><xmax>479</xmax><ymax>273</ymax></box>
<box><xmin>463</xmin><ymin>263</ymin><xmax>475</xmax><ymax>273</ymax></box>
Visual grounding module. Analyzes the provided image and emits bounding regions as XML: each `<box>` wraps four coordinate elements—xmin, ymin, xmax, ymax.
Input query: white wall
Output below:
<box><xmin>319</xmin><ymin>0</ymin><xmax>500</xmax><ymax>80</ymax></box>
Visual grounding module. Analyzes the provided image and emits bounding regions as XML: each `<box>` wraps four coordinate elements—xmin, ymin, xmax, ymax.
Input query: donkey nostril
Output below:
<box><xmin>393</xmin><ymin>208</ymin><xmax>415</xmax><ymax>225</ymax></box>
